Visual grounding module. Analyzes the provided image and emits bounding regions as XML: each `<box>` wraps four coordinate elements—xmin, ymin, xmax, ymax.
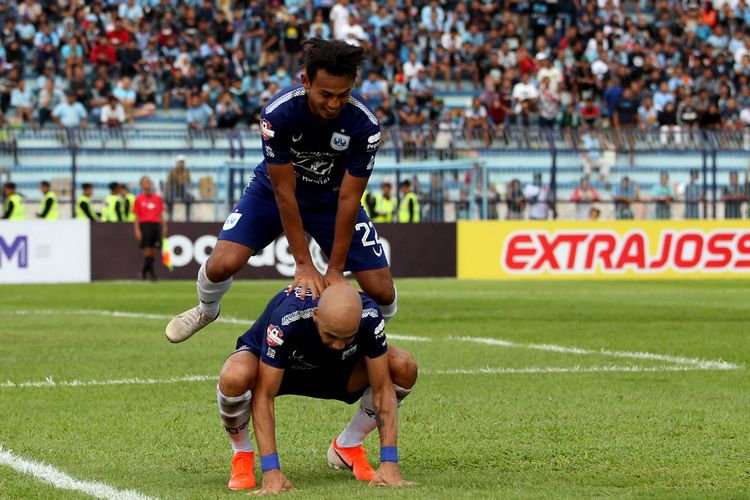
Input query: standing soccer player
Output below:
<box><xmin>167</xmin><ymin>38</ymin><xmax>397</xmax><ymax>343</ymax></box>
<box><xmin>133</xmin><ymin>176</ymin><xmax>167</xmax><ymax>281</ymax></box>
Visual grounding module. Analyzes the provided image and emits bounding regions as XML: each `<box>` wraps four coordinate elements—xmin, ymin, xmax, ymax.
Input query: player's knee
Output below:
<box><xmin>219</xmin><ymin>356</ymin><xmax>256</xmax><ymax>396</ymax></box>
<box><xmin>389</xmin><ymin>348</ymin><xmax>418</xmax><ymax>389</ymax></box>
<box><xmin>368</xmin><ymin>283</ymin><xmax>395</xmax><ymax>306</ymax></box>
<box><xmin>206</xmin><ymin>251</ymin><xmax>244</xmax><ymax>282</ymax></box>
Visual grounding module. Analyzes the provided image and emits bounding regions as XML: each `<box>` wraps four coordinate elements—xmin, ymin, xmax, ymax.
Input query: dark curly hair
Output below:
<box><xmin>302</xmin><ymin>38</ymin><xmax>367</xmax><ymax>84</ymax></box>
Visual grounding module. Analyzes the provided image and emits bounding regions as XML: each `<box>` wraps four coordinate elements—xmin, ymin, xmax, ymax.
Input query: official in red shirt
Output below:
<box><xmin>133</xmin><ymin>176</ymin><xmax>167</xmax><ymax>280</ymax></box>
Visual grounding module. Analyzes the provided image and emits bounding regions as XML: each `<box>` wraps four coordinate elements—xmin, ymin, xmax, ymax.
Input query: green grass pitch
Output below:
<box><xmin>1</xmin><ymin>279</ymin><xmax>749</xmax><ymax>499</ymax></box>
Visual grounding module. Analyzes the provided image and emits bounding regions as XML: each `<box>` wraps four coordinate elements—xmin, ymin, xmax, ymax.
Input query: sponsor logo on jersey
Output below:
<box><xmin>374</xmin><ymin>319</ymin><xmax>385</xmax><ymax>339</ymax></box>
<box><xmin>361</xmin><ymin>308</ymin><xmax>379</xmax><ymax>318</ymax></box>
<box><xmin>366</xmin><ymin>156</ymin><xmax>375</xmax><ymax>170</ymax></box>
<box><xmin>222</xmin><ymin>212</ymin><xmax>242</xmax><ymax>230</ymax></box>
<box><xmin>265</xmin><ymin>145</ymin><xmax>275</xmax><ymax>158</ymax></box>
<box><xmin>330</xmin><ymin>132</ymin><xmax>351</xmax><ymax>151</ymax></box>
<box><xmin>366</xmin><ymin>132</ymin><xmax>380</xmax><ymax>151</ymax></box>
<box><xmin>292</xmin><ymin>132</ymin><xmax>303</xmax><ymax>142</ymax></box>
<box><xmin>341</xmin><ymin>344</ymin><xmax>358</xmax><ymax>360</ymax></box>
<box><xmin>260</xmin><ymin>118</ymin><xmax>275</xmax><ymax>140</ymax></box>
<box><xmin>290</xmin><ymin>349</ymin><xmax>318</xmax><ymax>370</ymax></box>
<box><xmin>266</xmin><ymin>324</ymin><xmax>284</xmax><ymax>346</ymax></box>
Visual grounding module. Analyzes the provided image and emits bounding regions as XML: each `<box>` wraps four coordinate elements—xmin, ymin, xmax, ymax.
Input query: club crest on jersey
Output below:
<box><xmin>330</xmin><ymin>132</ymin><xmax>350</xmax><ymax>151</ymax></box>
<box><xmin>222</xmin><ymin>212</ymin><xmax>242</xmax><ymax>230</ymax></box>
<box><xmin>267</xmin><ymin>324</ymin><xmax>284</xmax><ymax>346</ymax></box>
<box><xmin>260</xmin><ymin>118</ymin><xmax>275</xmax><ymax>140</ymax></box>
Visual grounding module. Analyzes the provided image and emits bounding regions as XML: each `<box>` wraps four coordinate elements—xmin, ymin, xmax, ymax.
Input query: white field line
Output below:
<box><xmin>424</xmin><ymin>365</ymin><xmax>718</xmax><ymax>375</ymax></box>
<box><xmin>0</xmin><ymin>375</ymin><xmax>214</xmax><ymax>389</ymax></box>
<box><xmin>0</xmin><ymin>363</ymin><xmax>726</xmax><ymax>390</ymax></box>
<box><xmin>455</xmin><ymin>336</ymin><xmax>741</xmax><ymax>371</ymax></box>
<box><xmin>0</xmin><ymin>446</ymin><xmax>155</xmax><ymax>500</ymax></box>
<box><xmin>2</xmin><ymin>309</ymin><xmax>432</xmax><ymax>342</ymax></box>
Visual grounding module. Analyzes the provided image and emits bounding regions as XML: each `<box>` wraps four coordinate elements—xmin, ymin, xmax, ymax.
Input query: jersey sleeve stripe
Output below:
<box><xmin>265</xmin><ymin>87</ymin><xmax>306</xmax><ymax>114</ymax></box>
<box><xmin>348</xmin><ymin>96</ymin><xmax>379</xmax><ymax>125</ymax></box>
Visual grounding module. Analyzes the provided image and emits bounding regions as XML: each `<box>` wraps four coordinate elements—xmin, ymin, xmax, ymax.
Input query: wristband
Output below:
<box><xmin>380</xmin><ymin>446</ymin><xmax>398</xmax><ymax>463</ymax></box>
<box><xmin>260</xmin><ymin>452</ymin><xmax>281</xmax><ymax>472</ymax></box>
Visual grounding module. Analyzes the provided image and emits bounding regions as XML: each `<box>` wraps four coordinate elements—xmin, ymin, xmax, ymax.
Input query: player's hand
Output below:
<box><xmin>324</xmin><ymin>268</ymin><xmax>346</xmax><ymax>286</ymax></box>
<box><xmin>288</xmin><ymin>262</ymin><xmax>326</xmax><ymax>300</ymax></box>
<box><xmin>250</xmin><ymin>470</ymin><xmax>294</xmax><ymax>495</ymax></box>
<box><xmin>369</xmin><ymin>462</ymin><xmax>413</xmax><ymax>487</ymax></box>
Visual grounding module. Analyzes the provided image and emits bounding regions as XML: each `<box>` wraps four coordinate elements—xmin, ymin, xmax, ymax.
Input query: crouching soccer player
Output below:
<box><xmin>216</xmin><ymin>283</ymin><xmax>417</xmax><ymax>493</ymax></box>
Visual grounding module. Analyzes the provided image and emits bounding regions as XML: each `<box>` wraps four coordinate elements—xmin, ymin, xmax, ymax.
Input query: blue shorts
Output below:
<box><xmin>219</xmin><ymin>179</ymin><xmax>389</xmax><ymax>272</ymax></box>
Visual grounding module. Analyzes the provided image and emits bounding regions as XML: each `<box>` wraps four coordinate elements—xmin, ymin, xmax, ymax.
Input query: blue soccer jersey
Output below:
<box><xmin>236</xmin><ymin>288</ymin><xmax>388</xmax><ymax>371</ymax></box>
<box><xmin>256</xmin><ymin>84</ymin><xmax>382</xmax><ymax>208</ymax></box>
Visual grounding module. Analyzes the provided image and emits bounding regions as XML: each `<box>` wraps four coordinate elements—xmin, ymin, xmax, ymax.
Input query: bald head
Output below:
<box><xmin>316</xmin><ymin>283</ymin><xmax>363</xmax><ymax>337</ymax></box>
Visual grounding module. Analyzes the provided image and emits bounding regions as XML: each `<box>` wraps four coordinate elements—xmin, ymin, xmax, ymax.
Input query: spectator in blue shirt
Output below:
<box><xmin>187</xmin><ymin>92</ymin><xmax>215</xmax><ymax>130</ymax></box>
<box><xmin>52</xmin><ymin>92</ymin><xmax>88</xmax><ymax>129</ymax></box>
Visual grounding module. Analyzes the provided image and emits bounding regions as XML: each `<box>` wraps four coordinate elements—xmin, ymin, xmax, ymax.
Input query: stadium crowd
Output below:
<box><xmin>0</xmin><ymin>0</ymin><xmax>749</xmax><ymax>136</ymax></box>
<box><xmin>3</xmin><ymin>0</ymin><xmax>750</xmax><ymax>221</ymax></box>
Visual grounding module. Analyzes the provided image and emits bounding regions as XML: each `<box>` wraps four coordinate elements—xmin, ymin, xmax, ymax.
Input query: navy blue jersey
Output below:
<box><xmin>237</xmin><ymin>288</ymin><xmax>388</xmax><ymax>371</ymax></box>
<box><xmin>256</xmin><ymin>84</ymin><xmax>381</xmax><ymax>208</ymax></box>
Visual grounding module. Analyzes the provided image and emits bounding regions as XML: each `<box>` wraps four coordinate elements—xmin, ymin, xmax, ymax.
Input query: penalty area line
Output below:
<box><xmin>0</xmin><ymin>446</ymin><xmax>156</xmax><ymax>500</ymax></box>
<box><xmin>0</xmin><ymin>363</ymin><xmax>733</xmax><ymax>390</ymax></box>
<box><xmin>454</xmin><ymin>336</ymin><xmax>741</xmax><ymax>371</ymax></box>
<box><xmin>423</xmin><ymin>365</ymin><xmax>726</xmax><ymax>375</ymax></box>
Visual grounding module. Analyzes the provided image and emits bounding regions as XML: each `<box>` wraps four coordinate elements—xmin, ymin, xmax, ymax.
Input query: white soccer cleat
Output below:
<box><xmin>165</xmin><ymin>306</ymin><xmax>218</xmax><ymax>343</ymax></box>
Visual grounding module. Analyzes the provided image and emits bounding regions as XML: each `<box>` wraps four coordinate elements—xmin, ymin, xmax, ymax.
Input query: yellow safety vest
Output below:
<box><xmin>398</xmin><ymin>192</ymin><xmax>420</xmax><ymax>223</ymax></box>
<box><xmin>372</xmin><ymin>193</ymin><xmax>394</xmax><ymax>223</ymax></box>
<box><xmin>4</xmin><ymin>193</ymin><xmax>25</xmax><ymax>220</ymax></box>
<box><xmin>101</xmin><ymin>194</ymin><xmax>121</xmax><ymax>222</ymax></box>
<box><xmin>40</xmin><ymin>191</ymin><xmax>59</xmax><ymax>220</ymax></box>
<box><xmin>361</xmin><ymin>189</ymin><xmax>372</xmax><ymax>217</ymax></box>
<box><xmin>76</xmin><ymin>194</ymin><xmax>97</xmax><ymax>220</ymax></box>
<box><xmin>123</xmin><ymin>193</ymin><xmax>136</xmax><ymax>222</ymax></box>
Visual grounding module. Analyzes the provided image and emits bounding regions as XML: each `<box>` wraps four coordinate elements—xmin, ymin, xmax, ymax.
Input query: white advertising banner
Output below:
<box><xmin>0</xmin><ymin>220</ymin><xmax>91</xmax><ymax>284</ymax></box>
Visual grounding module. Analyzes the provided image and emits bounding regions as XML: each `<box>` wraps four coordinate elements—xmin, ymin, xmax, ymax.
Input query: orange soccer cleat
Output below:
<box><xmin>327</xmin><ymin>438</ymin><xmax>375</xmax><ymax>481</ymax></box>
<box><xmin>227</xmin><ymin>451</ymin><xmax>256</xmax><ymax>490</ymax></box>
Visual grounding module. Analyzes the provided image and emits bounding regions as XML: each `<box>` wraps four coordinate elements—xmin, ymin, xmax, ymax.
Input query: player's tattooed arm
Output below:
<box><xmin>365</xmin><ymin>354</ymin><xmax>398</xmax><ymax>447</ymax></box>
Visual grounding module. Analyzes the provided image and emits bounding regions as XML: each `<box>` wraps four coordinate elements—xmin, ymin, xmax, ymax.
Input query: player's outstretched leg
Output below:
<box><xmin>165</xmin><ymin>241</ymin><xmax>252</xmax><ymax>342</ymax></box>
<box><xmin>328</xmin><ymin>347</ymin><xmax>418</xmax><ymax>480</ymax></box>
<box><xmin>218</xmin><ymin>351</ymin><xmax>258</xmax><ymax>490</ymax></box>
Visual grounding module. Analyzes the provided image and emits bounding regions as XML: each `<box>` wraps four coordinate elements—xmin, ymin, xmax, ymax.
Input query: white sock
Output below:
<box><xmin>217</xmin><ymin>386</ymin><xmax>253</xmax><ymax>453</ymax></box>
<box><xmin>197</xmin><ymin>261</ymin><xmax>232</xmax><ymax>318</ymax></box>
<box><xmin>380</xmin><ymin>286</ymin><xmax>398</xmax><ymax>322</ymax></box>
<box><xmin>336</xmin><ymin>384</ymin><xmax>412</xmax><ymax>448</ymax></box>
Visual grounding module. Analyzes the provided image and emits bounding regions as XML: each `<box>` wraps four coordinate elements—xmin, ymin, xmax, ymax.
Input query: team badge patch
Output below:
<box><xmin>267</xmin><ymin>324</ymin><xmax>284</xmax><ymax>346</ymax></box>
<box><xmin>222</xmin><ymin>212</ymin><xmax>242</xmax><ymax>230</ymax></box>
<box><xmin>260</xmin><ymin>118</ymin><xmax>275</xmax><ymax>140</ymax></box>
<box><xmin>330</xmin><ymin>132</ymin><xmax>351</xmax><ymax>151</ymax></box>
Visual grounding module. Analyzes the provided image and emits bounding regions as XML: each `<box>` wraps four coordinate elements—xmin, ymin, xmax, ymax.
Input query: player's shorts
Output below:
<box><xmin>139</xmin><ymin>222</ymin><xmax>162</xmax><ymax>249</ymax></box>
<box><xmin>218</xmin><ymin>179</ymin><xmax>389</xmax><ymax>272</ymax></box>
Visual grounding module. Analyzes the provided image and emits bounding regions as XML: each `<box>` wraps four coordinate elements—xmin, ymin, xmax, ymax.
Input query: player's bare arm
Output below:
<box><xmin>326</xmin><ymin>172</ymin><xmax>369</xmax><ymax>283</ymax></box>
<box><xmin>365</xmin><ymin>352</ymin><xmax>408</xmax><ymax>487</ymax></box>
<box><xmin>267</xmin><ymin>161</ymin><xmax>326</xmax><ymax>299</ymax></box>
<box><xmin>251</xmin><ymin>362</ymin><xmax>295</xmax><ymax>495</ymax></box>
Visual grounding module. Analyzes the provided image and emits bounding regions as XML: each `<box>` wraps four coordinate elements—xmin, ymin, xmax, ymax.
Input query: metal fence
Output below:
<box><xmin>2</xmin><ymin>125</ymin><xmax>749</xmax><ymax>221</ymax></box>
